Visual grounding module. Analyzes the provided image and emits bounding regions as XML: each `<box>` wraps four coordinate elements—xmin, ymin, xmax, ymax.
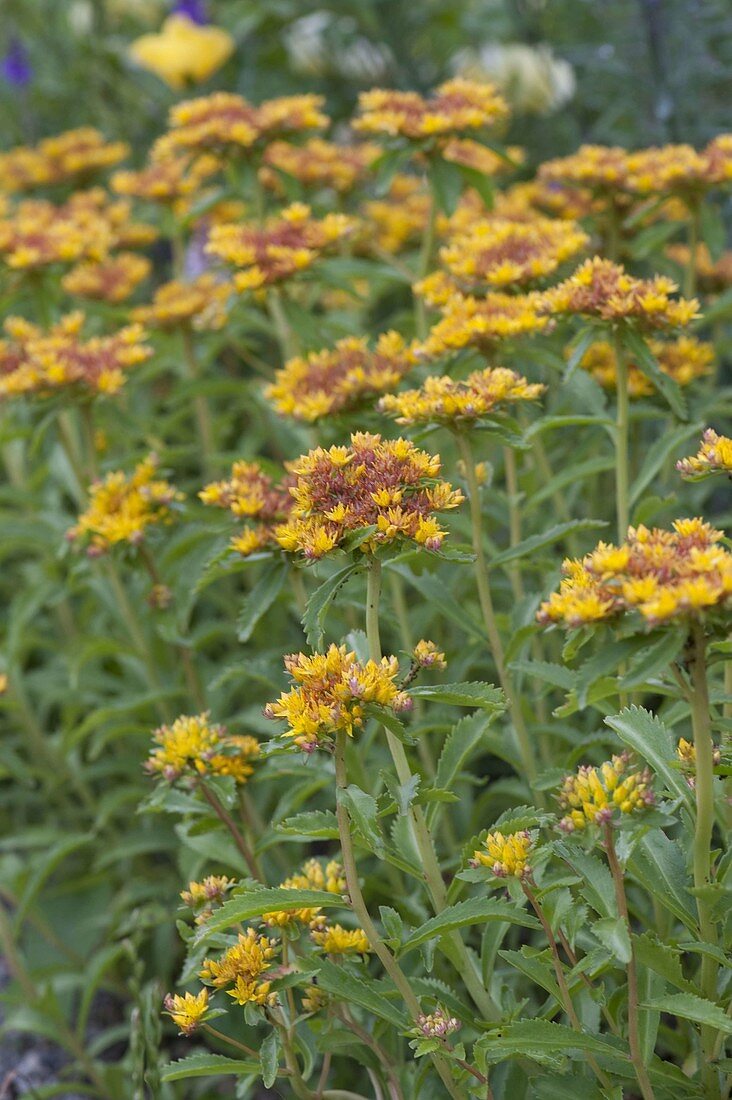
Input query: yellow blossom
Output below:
<box><xmin>311</xmin><ymin>923</ymin><xmax>371</xmax><ymax>956</ymax></box>
<box><xmin>260</xmin><ymin>138</ymin><xmax>380</xmax><ymax>195</ymax></box>
<box><xmin>412</xmin><ymin>640</ymin><xmax>447</xmax><ymax>669</ymax></box>
<box><xmin>129</xmin><ymin>14</ymin><xmax>234</xmax><ymax>90</ymax></box>
<box><xmin>557</xmin><ymin>754</ymin><xmax>654</xmax><ymax>832</ymax></box>
<box><xmin>578</xmin><ymin>336</ymin><xmax>713</xmax><ymax>396</ymax></box>
<box><xmin>263</xmin><ymin>858</ymin><xmax>346</xmax><ymax>927</ymax></box>
<box><xmin>361</xmin><ymin>175</ymin><xmax>432</xmax><ymax>255</ymax></box>
<box><xmin>417</xmin><ymin>291</ymin><xmax>550</xmax><ymax>359</ymax></box>
<box><xmin>201</xmin><ymin>927</ymin><xmax>278</xmax><ymax>1006</ymax></box>
<box><xmin>677</xmin><ymin>429</ymin><xmax>732</xmax><ymax>480</ymax></box>
<box><xmin>354</xmin><ymin>79</ymin><xmax>508</xmax><ymax>143</ymax></box>
<box><xmin>68</xmin><ymin>455</ymin><xmax>181</xmax><ymax>553</ymax></box>
<box><xmin>145</xmin><ymin>712</ymin><xmax>259</xmax><ymax>783</ymax></box>
<box><xmin>163</xmin><ymin>989</ymin><xmax>211</xmax><ymax>1036</ymax></box>
<box><xmin>132</xmin><ymin>274</ymin><xmax>231</xmax><ymax>331</ymax></box>
<box><xmin>0</xmin><ymin>128</ymin><xmax>128</xmax><ymax>192</ymax></box>
<box><xmin>379</xmin><ymin>366</ymin><xmax>544</xmax><ymax>426</ymax></box>
<box><xmin>200</xmin><ymin>460</ymin><xmax>294</xmax><ymax>557</ymax></box>
<box><xmin>62</xmin><ymin>253</ymin><xmax>151</xmax><ymax>303</ymax></box>
<box><xmin>471</xmin><ymin>830</ymin><xmax>533</xmax><ymax>878</ymax></box>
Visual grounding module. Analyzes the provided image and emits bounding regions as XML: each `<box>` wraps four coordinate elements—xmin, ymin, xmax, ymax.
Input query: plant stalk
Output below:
<box><xmin>613</xmin><ymin>330</ymin><xmax>630</xmax><ymax>542</ymax></box>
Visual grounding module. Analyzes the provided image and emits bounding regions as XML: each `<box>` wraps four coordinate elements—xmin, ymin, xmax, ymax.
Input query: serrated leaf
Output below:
<box><xmin>633</xmin><ymin>932</ymin><xmax>697</xmax><ymax>994</ymax></box>
<box><xmin>628</xmin><ymin>829</ymin><xmax>697</xmax><ymax>931</ymax></box>
<box><xmin>592</xmin><ymin>916</ymin><xmax>632</xmax><ymax>965</ymax></box>
<box><xmin>161</xmin><ymin>1053</ymin><xmax>260</xmax><ymax>1081</ymax></box>
<box><xmin>274</xmin><ymin>811</ymin><xmax>339</xmax><ymax>839</ymax></box>
<box><xmin>640</xmin><ymin>992</ymin><xmax>732</xmax><ymax>1034</ymax></box>
<box><xmin>236</xmin><ymin>560</ymin><xmax>288</xmax><ymax>642</ymax></box>
<box><xmin>630</xmin><ymin>421</ymin><xmax>703</xmax><ymax>505</ymax></box>
<box><xmin>429</xmin><ymin>711</ymin><xmax>494</xmax><ymax>825</ymax></box>
<box><xmin>399</xmin><ymin>897</ymin><xmax>538</xmax><ymax>955</ymax></box>
<box><xmin>478</xmin><ymin>1018</ymin><xmax>619</xmax><ymax>1058</ymax></box>
<box><xmin>498</xmin><ymin>947</ymin><xmax>561</xmax><ymax>1000</ymax></box>
<box><xmin>194</xmin><ymin>887</ymin><xmax>347</xmax><ymax>942</ymax></box>
<box><xmin>337</xmin><ymin>784</ymin><xmax>384</xmax><ymax>856</ymax></box>
<box><xmin>621</xmin><ymin>327</ymin><xmax>687</xmax><ymax>419</ymax></box>
<box><xmin>408</xmin><ymin>681</ymin><xmax>504</xmax><ymax>711</ymax></box>
<box><xmin>555</xmin><ymin>843</ymin><xmax>616</xmax><ymax>919</ymax></box>
<box><xmin>315</xmin><ymin>959</ymin><xmax>408</xmax><ymax>1028</ymax></box>
<box><xmin>302</xmin><ymin>562</ymin><xmax>361</xmax><ymax>648</ymax></box>
<box><xmin>260</xmin><ymin>1029</ymin><xmax>280</xmax><ymax>1088</ymax></box>
<box><xmin>605</xmin><ymin>706</ymin><xmax>694</xmax><ymax>809</ymax></box>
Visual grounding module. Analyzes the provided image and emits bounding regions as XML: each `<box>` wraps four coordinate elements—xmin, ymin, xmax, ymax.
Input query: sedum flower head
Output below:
<box><xmin>0</xmin><ymin>196</ymin><xmax>112</xmax><ymax>271</ymax></box>
<box><xmin>353</xmin><ymin>79</ymin><xmax>508</xmax><ymax>142</ymax></box>
<box><xmin>417</xmin><ymin>1008</ymin><xmax>460</xmax><ymax>1038</ymax></box>
<box><xmin>163</xmin><ymin>989</ymin><xmax>211</xmax><ymax>1035</ymax></box>
<box><xmin>677</xmin><ymin>429</ymin><xmax>732</xmax><ymax>480</ymax></box>
<box><xmin>200</xmin><ymin>459</ymin><xmax>294</xmax><ymax>557</ymax></box>
<box><xmin>112</xmin><ymin>152</ymin><xmax>219</xmax><ymax>213</ymax></box>
<box><xmin>471</xmin><ymin>830</ymin><xmax>533</xmax><ymax>878</ymax></box>
<box><xmin>0</xmin><ymin>128</ymin><xmax>129</xmax><ymax>192</ymax></box>
<box><xmin>379</xmin><ymin>366</ymin><xmax>544</xmax><ymax>426</ymax></box>
<box><xmin>201</xmin><ymin>927</ymin><xmax>278</xmax><ymax>1007</ymax></box>
<box><xmin>181</xmin><ymin>875</ymin><xmax>234</xmax><ymax>924</ymax></box>
<box><xmin>578</xmin><ymin>336</ymin><xmax>713</xmax><ymax>397</ymax></box>
<box><xmin>0</xmin><ymin>312</ymin><xmax>151</xmax><ymax>400</ymax></box>
<box><xmin>412</xmin><ymin>639</ymin><xmax>447</xmax><ymax>669</ymax></box>
<box><xmin>274</xmin><ymin>432</ymin><xmax>463</xmax><ymax>559</ymax></box>
<box><xmin>667</xmin><ymin>243</ymin><xmax>732</xmax><ymax>294</ymax></box>
<box><xmin>129</xmin><ymin>14</ymin><xmax>234</xmax><ymax>90</ymax></box>
<box><xmin>156</xmin><ymin>91</ymin><xmax>327</xmax><ymax>157</ymax></box>
<box><xmin>443</xmin><ymin>138</ymin><xmax>524</xmax><ymax>177</ymax></box>
<box><xmin>625</xmin><ymin>144</ymin><xmax>714</xmax><ymax>197</ymax></box>
<box><xmin>417</xmin><ymin>291</ymin><xmax>550</xmax><ymax>359</ymax></box>
<box><xmin>145</xmin><ymin>712</ymin><xmax>260</xmax><ymax>783</ymax></box>
<box><xmin>310</xmin><ymin>922</ymin><xmax>371</xmax><ymax>956</ymax></box>
<box><xmin>266</xmin><ymin>332</ymin><xmax>415</xmax><ymax>422</ymax></box>
<box><xmin>260</xmin><ymin>138</ymin><xmax>380</xmax><ymax>195</ymax></box>
<box><xmin>265</xmin><ymin>643</ymin><xmax>403</xmax><ymax>752</ymax></box>
<box><xmin>538</xmin><ymin>518</ymin><xmax>732</xmax><ymax>628</ymax></box>
<box><xmin>539</xmin><ymin>257</ymin><xmax>699</xmax><ymax>330</ymax></box>
<box><xmin>132</xmin><ymin>274</ymin><xmax>231</xmax><ymax>331</ymax></box>
<box><xmin>68</xmin><ymin>455</ymin><xmax>181</xmax><ymax>553</ymax></box>
<box><xmin>62</xmin><ymin>252</ymin><xmax>151</xmax><ymax>303</ymax></box>
<box><xmin>207</xmin><ymin>202</ymin><xmax>354</xmax><ymax>293</ymax></box>
<box><xmin>538</xmin><ymin>145</ymin><xmax>629</xmax><ymax>192</ymax></box>
<box><xmin>361</xmin><ymin>174</ymin><xmax>432</xmax><ymax>255</ymax></box>
<box><xmin>557</xmin><ymin>753</ymin><xmax>654</xmax><ymax>832</ymax></box>
<box><xmin>438</xmin><ymin>216</ymin><xmax>588</xmax><ymax>292</ymax></box>
<box><xmin>263</xmin><ymin>858</ymin><xmax>346</xmax><ymax>927</ymax></box>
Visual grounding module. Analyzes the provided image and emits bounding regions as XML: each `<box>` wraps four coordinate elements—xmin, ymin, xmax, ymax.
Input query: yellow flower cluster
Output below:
<box><xmin>361</xmin><ymin>175</ymin><xmax>431</xmax><ymax>254</ymax></box>
<box><xmin>266</xmin><ymin>332</ymin><xmax>415</xmax><ymax>422</ymax></box>
<box><xmin>539</xmin><ymin>257</ymin><xmax>699</xmax><ymax>329</ymax></box>
<box><xmin>311</xmin><ymin>923</ymin><xmax>371</xmax><ymax>956</ymax></box>
<box><xmin>0</xmin><ymin>128</ymin><xmax>128</xmax><ymax>192</ymax></box>
<box><xmin>471</xmin><ymin>830</ymin><xmax>533</xmax><ymax>878</ymax></box>
<box><xmin>667</xmin><ymin>244</ymin><xmax>732</xmax><ymax>294</ymax></box>
<box><xmin>438</xmin><ymin>216</ymin><xmax>588</xmax><ymax>291</ymax></box>
<box><xmin>274</xmin><ymin>432</ymin><xmax>463</xmax><ymax>559</ymax></box>
<box><xmin>263</xmin><ymin>858</ymin><xmax>346</xmax><ymax>927</ymax></box>
<box><xmin>207</xmin><ymin>203</ymin><xmax>354</xmax><ymax>293</ymax></box>
<box><xmin>412</xmin><ymin>639</ymin><xmax>447</xmax><ymax>669</ymax></box>
<box><xmin>260</xmin><ymin>138</ymin><xmax>380</xmax><ymax>195</ymax></box>
<box><xmin>0</xmin><ymin>313</ymin><xmax>151</xmax><ymax>400</ymax></box>
<box><xmin>443</xmin><ymin>138</ymin><xmax>524</xmax><ymax>177</ymax></box>
<box><xmin>264</xmin><ymin>643</ymin><xmax>405</xmax><ymax>752</ymax></box>
<box><xmin>62</xmin><ymin>252</ymin><xmax>151</xmax><ymax>303</ymax></box>
<box><xmin>354</xmin><ymin>79</ymin><xmax>508</xmax><ymax>142</ymax></box>
<box><xmin>557</xmin><ymin>754</ymin><xmax>654</xmax><ymax>832</ymax></box>
<box><xmin>132</xmin><ymin>274</ymin><xmax>231</xmax><ymax>330</ymax></box>
<box><xmin>677</xmin><ymin>429</ymin><xmax>732</xmax><ymax>480</ymax></box>
<box><xmin>538</xmin><ymin>518</ymin><xmax>732</xmax><ymax>628</ymax></box>
<box><xmin>163</xmin><ymin>989</ymin><xmax>211</xmax><ymax>1036</ymax></box>
<box><xmin>578</xmin><ymin>335</ymin><xmax>713</xmax><ymax>396</ymax></box>
<box><xmin>145</xmin><ymin>712</ymin><xmax>260</xmax><ymax>783</ymax></box>
<box><xmin>199</xmin><ymin>460</ymin><xmax>294</xmax><ymax>557</ymax></box>
<box><xmin>379</xmin><ymin>366</ymin><xmax>544</xmax><ymax>425</ymax></box>
<box><xmin>68</xmin><ymin>455</ymin><xmax>181</xmax><ymax>553</ymax></box>
<box><xmin>538</xmin><ymin>144</ymin><xmax>629</xmax><ymax>191</ymax></box>
<box><xmin>0</xmin><ymin>195</ymin><xmax>112</xmax><ymax>270</ymax></box>
<box><xmin>156</xmin><ymin>91</ymin><xmax>327</xmax><ymax>157</ymax></box>
<box><xmin>676</xmin><ymin>738</ymin><xmax>721</xmax><ymax>773</ymax></box>
<box><xmin>181</xmin><ymin>875</ymin><xmax>234</xmax><ymax>924</ymax></box>
<box><xmin>418</xmin><ymin>291</ymin><xmax>550</xmax><ymax>358</ymax></box>
<box><xmin>201</xmin><ymin>927</ymin><xmax>278</xmax><ymax>1008</ymax></box>
<box><xmin>130</xmin><ymin>14</ymin><xmax>235</xmax><ymax>90</ymax></box>
<box><xmin>112</xmin><ymin>152</ymin><xmax>219</xmax><ymax>213</ymax></box>
<box><xmin>625</xmin><ymin>142</ymin><xmax>725</xmax><ymax>196</ymax></box>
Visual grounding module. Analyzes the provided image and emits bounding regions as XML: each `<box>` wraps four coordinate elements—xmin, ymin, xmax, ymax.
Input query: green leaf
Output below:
<box><xmin>554</xmin><ymin>843</ymin><xmax>616</xmax><ymax>919</ymax></box>
<box><xmin>478</xmin><ymin>1018</ymin><xmax>620</xmax><ymax>1058</ymax></box>
<box><xmin>429</xmin><ymin>711</ymin><xmax>495</xmax><ymax>825</ymax></box>
<box><xmin>699</xmin><ymin>202</ymin><xmax>726</xmax><ymax>261</ymax></box>
<box><xmin>13</xmin><ymin>832</ymin><xmax>92</xmax><ymax>928</ymax></box>
<box><xmin>399</xmin><ymin>897</ymin><xmax>539</xmax><ymax>955</ymax></box>
<box><xmin>605</xmin><ymin>706</ymin><xmax>694</xmax><ymax>809</ymax></box>
<box><xmin>302</xmin><ymin>563</ymin><xmax>361</xmax><ymax>648</ymax></box>
<box><xmin>315</xmin><ymin>959</ymin><xmax>408</xmax><ymax>1027</ymax></box>
<box><xmin>236</xmin><ymin>561</ymin><xmax>288</xmax><ymax>642</ymax></box>
<box><xmin>627</xmin><ymin>220</ymin><xmax>680</xmax><ymax>259</ymax></box>
<box><xmin>274</xmin><ymin>811</ymin><xmax>339</xmax><ymax>839</ymax></box>
<box><xmin>429</xmin><ymin>157</ymin><xmax>463</xmax><ymax>215</ymax></box>
<box><xmin>260</xmin><ymin>1029</ymin><xmax>280</xmax><ymax>1088</ymax></box>
<box><xmin>194</xmin><ymin>887</ymin><xmax>347</xmax><ymax>942</ymax></box>
<box><xmin>455</xmin><ymin>162</ymin><xmax>495</xmax><ymax>208</ymax></box>
<box><xmin>389</xmin><ymin>563</ymin><xmax>486</xmax><ymax>641</ymax></box>
<box><xmin>490</xmin><ymin>520</ymin><xmax>606</xmax><ymax>567</ymax></box>
<box><xmin>563</xmin><ymin>327</ymin><xmax>599</xmax><ymax>381</ymax></box>
<box><xmin>592</xmin><ymin>916</ymin><xmax>632</xmax><ymax>965</ymax></box>
<box><xmin>498</xmin><ymin>947</ymin><xmax>562</xmax><ymax>1000</ymax></box>
<box><xmin>617</xmin><ymin>630</ymin><xmax>686</xmax><ymax>690</ymax></box>
<box><xmin>408</xmin><ymin>681</ymin><xmax>504</xmax><ymax>711</ymax></box>
<box><xmin>337</xmin><ymin>784</ymin><xmax>385</xmax><ymax>856</ymax></box>
<box><xmin>633</xmin><ymin>932</ymin><xmax>697</xmax><ymax>994</ymax></box>
<box><xmin>640</xmin><ymin>992</ymin><xmax>732</xmax><ymax>1034</ymax></box>
<box><xmin>628</xmin><ymin>830</ymin><xmax>697</xmax><ymax>931</ymax></box>
<box><xmin>630</xmin><ymin>421</ymin><xmax>703</xmax><ymax>505</ymax></box>
<box><xmin>161</xmin><ymin>1054</ymin><xmax>260</xmax><ymax>1081</ymax></box>
<box><xmin>620</xmin><ymin>327</ymin><xmax>687</xmax><ymax>420</ymax></box>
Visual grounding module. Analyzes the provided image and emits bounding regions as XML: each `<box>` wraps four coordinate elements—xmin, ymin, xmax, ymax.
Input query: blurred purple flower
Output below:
<box><xmin>1</xmin><ymin>39</ymin><xmax>32</xmax><ymax>88</ymax></box>
<box><xmin>173</xmin><ymin>0</ymin><xmax>208</xmax><ymax>24</ymax></box>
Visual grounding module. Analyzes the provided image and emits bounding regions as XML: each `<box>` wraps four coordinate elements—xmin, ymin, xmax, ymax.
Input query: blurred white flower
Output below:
<box><xmin>284</xmin><ymin>10</ymin><xmax>392</xmax><ymax>84</ymax></box>
<box><xmin>69</xmin><ymin>0</ymin><xmax>94</xmax><ymax>34</ymax></box>
<box><xmin>105</xmin><ymin>0</ymin><xmax>165</xmax><ymax>25</ymax></box>
<box><xmin>454</xmin><ymin>42</ymin><xmax>575</xmax><ymax>115</ymax></box>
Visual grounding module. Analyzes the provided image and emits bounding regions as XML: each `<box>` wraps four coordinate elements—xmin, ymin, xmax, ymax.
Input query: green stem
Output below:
<box><xmin>613</xmin><ymin>331</ymin><xmax>630</xmax><ymax>542</ymax></box>
<box><xmin>333</xmin><ymin>730</ymin><xmax>465</xmax><ymax>1099</ymax></box>
<box><xmin>689</xmin><ymin>621</ymin><xmax>721</xmax><ymax>1091</ymax></box>
<box><xmin>603</xmin><ymin>826</ymin><xmax>657</xmax><ymax>1100</ymax></box>
<box><xmin>684</xmin><ymin>201</ymin><xmax>701</xmax><ymax>299</ymax></box>
<box><xmin>387</xmin><ymin>571</ymin><xmax>439</xmax><ymax>782</ymax></box>
<box><xmin>198</xmin><ymin>780</ymin><xmax>262</xmax><ymax>881</ymax></box>
<box><xmin>268</xmin><ymin>288</ymin><xmax>299</xmax><ymax>360</ymax></box>
<box><xmin>367</xmin><ymin>558</ymin><xmax>499</xmax><ymax>1021</ymax></box>
<box><xmin>202</xmin><ymin>1024</ymin><xmax>259</xmax><ymax>1060</ymax></box>
<box><xmin>79</xmin><ymin>401</ymin><xmax>98</xmax><ymax>481</ymax></box>
<box><xmin>414</xmin><ymin>192</ymin><xmax>437</xmax><ymax>340</ymax></box>
<box><xmin>455</xmin><ymin>433</ymin><xmax>541</xmax><ymax>804</ymax></box>
<box><xmin>182</xmin><ymin>327</ymin><xmax>215</xmax><ymax>477</ymax></box>
<box><xmin>503</xmin><ymin>446</ymin><xmax>524</xmax><ymax>601</ymax></box>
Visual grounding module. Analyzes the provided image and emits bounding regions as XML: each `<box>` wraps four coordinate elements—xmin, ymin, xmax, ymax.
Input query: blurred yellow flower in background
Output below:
<box><xmin>129</xmin><ymin>14</ymin><xmax>234</xmax><ymax>90</ymax></box>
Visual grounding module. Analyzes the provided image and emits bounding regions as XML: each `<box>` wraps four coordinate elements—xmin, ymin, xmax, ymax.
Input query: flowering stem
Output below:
<box><xmin>603</xmin><ymin>824</ymin><xmax>657</xmax><ymax>1100</ymax></box>
<box><xmin>79</xmin><ymin>401</ymin><xmax>98</xmax><ymax>481</ymax></box>
<box><xmin>523</xmin><ymin>883</ymin><xmax>612</xmax><ymax>1091</ymax></box>
<box><xmin>202</xmin><ymin>1024</ymin><xmax>260</xmax><ymax>1060</ymax></box>
<box><xmin>198</xmin><ymin>780</ymin><xmax>262</xmax><ymax>881</ymax></box>
<box><xmin>333</xmin><ymin>730</ymin><xmax>466</xmax><ymax>1099</ymax></box>
<box><xmin>268</xmin><ymin>288</ymin><xmax>300</xmax><ymax>360</ymax></box>
<box><xmin>503</xmin><ymin>446</ymin><xmax>524</xmax><ymax>600</ymax></box>
<box><xmin>613</xmin><ymin>330</ymin><xmax>630</xmax><ymax>542</ymax></box>
<box><xmin>689</xmin><ymin>621</ymin><xmax>721</xmax><ymax>1088</ymax></box>
<box><xmin>455</xmin><ymin>433</ymin><xmax>541</xmax><ymax>804</ymax></box>
<box><xmin>367</xmin><ymin>557</ymin><xmax>500</xmax><ymax>1022</ymax></box>
<box><xmin>182</xmin><ymin>327</ymin><xmax>215</xmax><ymax>477</ymax></box>
<box><xmin>414</xmin><ymin>193</ymin><xmax>437</xmax><ymax>340</ymax></box>
<box><xmin>684</xmin><ymin>200</ymin><xmax>701</xmax><ymax>299</ymax></box>
<box><xmin>338</xmin><ymin>1008</ymin><xmax>404</xmax><ymax>1100</ymax></box>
